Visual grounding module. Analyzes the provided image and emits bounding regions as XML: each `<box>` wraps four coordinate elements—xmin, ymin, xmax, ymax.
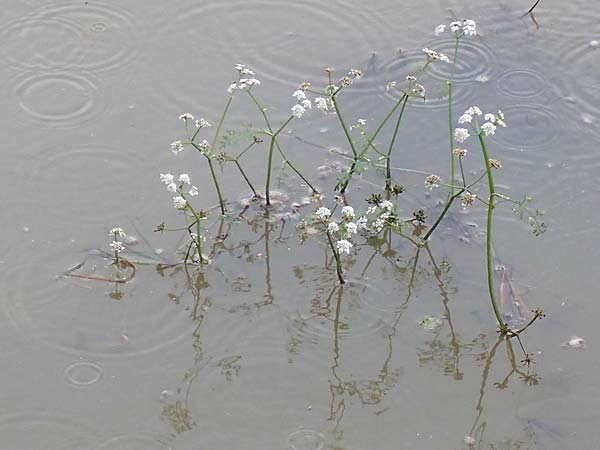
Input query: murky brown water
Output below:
<box><xmin>1</xmin><ymin>0</ymin><xmax>599</xmax><ymax>448</ymax></box>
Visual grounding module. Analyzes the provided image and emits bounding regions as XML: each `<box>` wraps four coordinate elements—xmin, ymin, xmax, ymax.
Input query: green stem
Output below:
<box><xmin>210</xmin><ymin>96</ymin><xmax>233</xmax><ymax>150</ymax></box>
<box><xmin>447</xmin><ymin>37</ymin><xmax>460</xmax><ymax>197</ymax></box>
<box><xmin>265</xmin><ymin>137</ymin><xmax>276</xmax><ymax>205</ymax></box>
<box><xmin>190</xmin><ymin>142</ymin><xmax>226</xmax><ymax>214</ymax></box>
<box><xmin>248</xmin><ymin>91</ymin><xmax>315</xmax><ymax>201</ymax></box>
<box><xmin>206</xmin><ymin>157</ymin><xmax>226</xmax><ymax>214</ymax></box>
<box><xmin>326</xmin><ymin>230</ymin><xmax>345</xmax><ymax>284</ymax></box>
<box><xmin>477</xmin><ymin>133</ymin><xmax>505</xmax><ymax>329</ymax></box>
<box><xmin>421</xmin><ymin>172</ymin><xmax>487</xmax><ymax>242</ymax></box>
<box><xmin>385</xmin><ymin>94</ymin><xmax>410</xmax><ymax>189</ymax></box>
<box><xmin>265</xmin><ymin>116</ymin><xmax>294</xmax><ymax>205</ymax></box>
<box><xmin>421</xmin><ymin>189</ymin><xmax>464</xmax><ymax>242</ymax></box>
<box><xmin>234</xmin><ymin>159</ymin><xmax>257</xmax><ymax>196</ymax></box>
<box><xmin>274</xmin><ymin>141</ymin><xmax>319</xmax><ymax>193</ymax></box>
<box><xmin>337</xmin><ymin>90</ymin><xmax>412</xmax><ymax>193</ymax></box>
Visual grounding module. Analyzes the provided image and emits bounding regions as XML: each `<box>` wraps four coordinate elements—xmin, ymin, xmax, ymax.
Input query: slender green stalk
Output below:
<box><xmin>191</xmin><ymin>142</ymin><xmax>226</xmax><ymax>214</ymax></box>
<box><xmin>477</xmin><ymin>133</ymin><xmax>505</xmax><ymax>329</ymax></box>
<box><xmin>233</xmin><ymin>159</ymin><xmax>257</xmax><ymax>196</ymax></box>
<box><xmin>247</xmin><ymin>91</ymin><xmax>315</xmax><ymax>201</ymax></box>
<box><xmin>274</xmin><ymin>141</ymin><xmax>319</xmax><ymax>193</ymax></box>
<box><xmin>210</xmin><ymin>96</ymin><xmax>233</xmax><ymax>150</ymax></box>
<box><xmin>447</xmin><ymin>37</ymin><xmax>460</xmax><ymax>196</ymax></box>
<box><xmin>421</xmin><ymin>189</ymin><xmax>464</xmax><ymax>242</ymax></box>
<box><xmin>385</xmin><ymin>94</ymin><xmax>410</xmax><ymax>189</ymax></box>
<box><xmin>326</xmin><ymin>231</ymin><xmax>345</xmax><ymax>284</ymax></box>
<box><xmin>265</xmin><ymin>116</ymin><xmax>294</xmax><ymax>205</ymax></box>
<box><xmin>180</xmin><ymin>193</ymin><xmax>204</xmax><ymax>264</ymax></box>
<box><xmin>421</xmin><ymin>172</ymin><xmax>487</xmax><ymax>242</ymax></box>
<box><xmin>336</xmin><ymin>90</ymin><xmax>412</xmax><ymax>193</ymax></box>
<box><xmin>265</xmin><ymin>136</ymin><xmax>276</xmax><ymax>205</ymax></box>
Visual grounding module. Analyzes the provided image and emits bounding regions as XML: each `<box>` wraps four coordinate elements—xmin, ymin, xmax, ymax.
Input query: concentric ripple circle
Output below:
<box><xmin>94</xmin><ymin>433</ymin><xmax>169</xmax><ymax>450</ymax></box>
<box><xmin>367</xmin><ymin>50</ymin><xmax>476</xmax><ymax>110</ymax></box>
<box><xmin>0</xmin><ymin>411</ymin><xmax>99</xmax><ymax>449</ymax></box>
<box><xmin>489</xmin><ymin>104</ymin><xmax>559</xmax><ymax>151</ymax></box>
<box><xmin>151</xmin><ymin>0</ymin><xmax>385</xmax><ymax>87</ymax></box>
<box><xmin>64</xmin><ymin>361</ymin><xmax>104</xmax><ymax>386</ymax></box>
<box><xmin>556</xmin><ymin>41</ymin><xmax>600</xmax><ymax>138</ymax></box>
<box><xmin>0</xmin><ymin>1</ymin><xmax>141</xmax><ymax>72</ymax></box>
<box><xmin>10</xmin><ymin>72</ymin><xmax>101</xmax><ymax>127</ymax></box>
<box><xmin>287</xmin><ymin>428</ymin><xmax>325</xmax><ymax>450</ymax></box>
<box><xmin>496</xmin><ymin>68</ymin><xmax>547</xmax><ymax>99</ymax></box>
<box><xmin>425</xmin><ymin>38</ymin><xmax>498</xmax><ymax>84</ymax></box>
<box><xmin>286</xmin><ymin>277</ymin><xmax>391</xmax><ymax>341</ymax></box>
<box><xmin>1</xmin><ymin>245</ymin><xmax>197</xmax><ymax>358</ymax></box>
<box><xmin>30</xmin><ymin>145</ymin><xmax>153</xmax><ymax>224</ymax></box>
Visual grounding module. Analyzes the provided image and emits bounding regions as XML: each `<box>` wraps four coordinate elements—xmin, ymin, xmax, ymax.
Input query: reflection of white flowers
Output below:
<box><xmin>434</xmin><ymin>24</ymin><xmax>446</xmax><ymax>35</ymax></box>
<box><xmin>454</xmin><ymin>128</ymin><xmax>470</xmax><ymax>143</ymax></box>
<box><xmin>179</xmin><ymin>113</ymin><xmax>194</xmax><ymax>121</ymax></box>
<box><xmin>166</xmin><ymin>182</ymin><xmax>177</xmax><ymax>193</ymax></box>
<box><xmin>178</xmin><ymin>174</ymin><xmax>191</xmax><ymax>185</ymax></box>
<box><xmin>188</xmin><ymin>186</ymin><xmax>199</xmax><ymax>196</ymax></box>
<box><xmin>336</xmin><ymin>239</ymin><xmax>353</xmax><ymax>255</ymax></box>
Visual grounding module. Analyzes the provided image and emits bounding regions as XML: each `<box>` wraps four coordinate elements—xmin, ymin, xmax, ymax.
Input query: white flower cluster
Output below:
<box><xmin>171</xmin><ymin>140</ymin><xmax>184</xmax><ymax>155</ymax></box>
<box><xmin>227</xmin><ymin>64</ymin><xmax>260</xmax><ymax>93</ymax></box>
<box><xmin>454</xmin><ymin>106</ymin><xmax>506</xmax><ymax>142</ymax></box>
<box><xmin>109</xmin><ymin>227</ymin><xmax>126</xmax><ymax>253</ymax></box>
<box><xmin>425</xmin><ymin>174</ymin><xmax>441</xmax><ymax>190</ymax></box>
<box><xmin>355</xmin><ymin>200</ymin><xmax>395</xmax><ymax>234</ymax></box>
<box><xmin>159</xmin><ymin>173</ymin><xmax>199</xmax><ymax>209</ymax></box>
<box><xmin>434</xmin><ymin>19</ymin><xmax>477</xmax><ymax>37</ymax></box>
<box><xmin>422</xmin><ymin>47</ymin><xmax>450</xmax><ymax>63</ymax></box>
<box><xmin>110</xmin><ymin>240</ymin><xmax>125</xmax><ymax>253</ymax></box>
<box><xmin>313</xmin><ymin>205</ymin><xmax>358</xmax><ymax>255</ymax></box>
<box><xmin>109</xmin><ymin>227</ymin><xmax>125</xmax><ymax>237</ymax></box>
<box><xmin>291</xmin><ymin>89</ymin><xmax>312</xmax><ymax>118</ymax></box>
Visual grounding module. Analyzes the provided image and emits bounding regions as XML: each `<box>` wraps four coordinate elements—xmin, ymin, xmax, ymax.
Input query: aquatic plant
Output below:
<box><xmin>149</xmin><ymin>18</ymin><xmax>547</xmax><ymax>343</ymax></box>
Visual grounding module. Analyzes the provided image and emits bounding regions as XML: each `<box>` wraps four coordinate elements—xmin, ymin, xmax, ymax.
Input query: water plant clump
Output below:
<box><xmin>97</xmin><ymin>18</ymin><xmax>548</xmax><ymax>359</ymax></box>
